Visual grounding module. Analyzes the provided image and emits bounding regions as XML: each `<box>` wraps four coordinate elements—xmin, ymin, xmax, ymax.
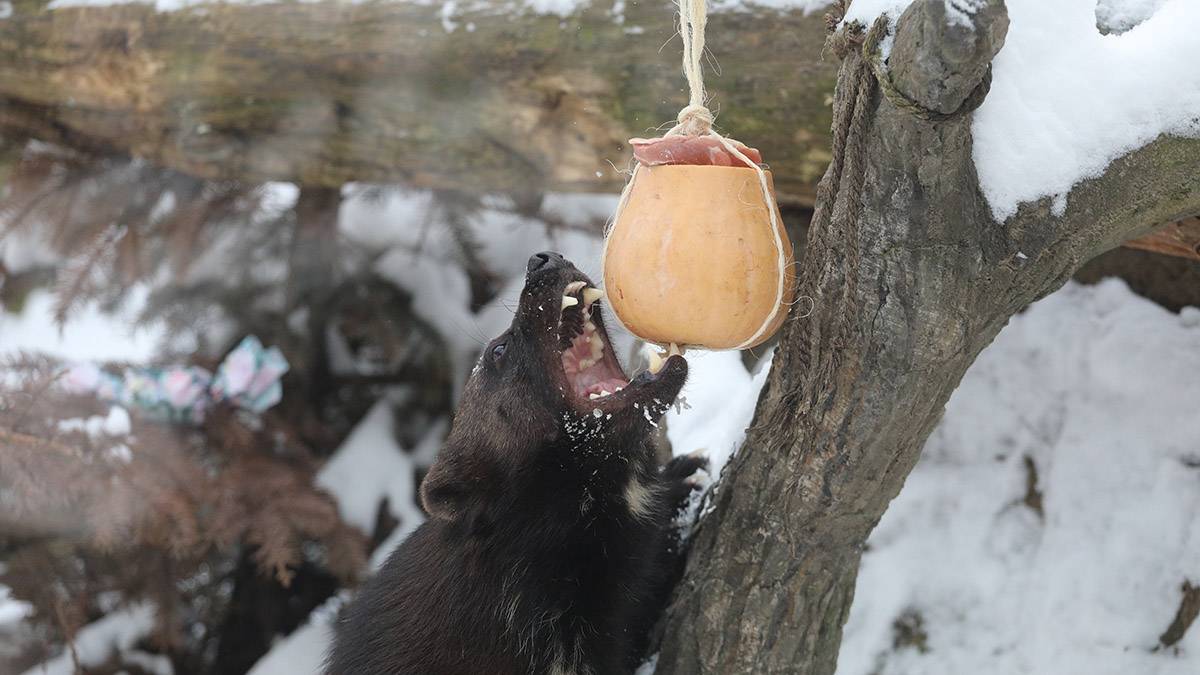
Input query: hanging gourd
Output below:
<box><xmin>602</xmin><ymin>0</ymin><xmax>795</xmax><ymax>351</ymax></box>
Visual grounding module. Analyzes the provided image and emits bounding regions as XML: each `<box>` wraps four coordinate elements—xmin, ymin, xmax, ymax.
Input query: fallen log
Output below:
<box><xmin>0</xmin><ymin>0</ymin><xmax>837</xmax><ymax>203</ymax></box>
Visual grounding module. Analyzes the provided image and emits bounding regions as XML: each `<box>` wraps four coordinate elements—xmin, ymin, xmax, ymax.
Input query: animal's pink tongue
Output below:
<box><xmin>561</xmin><ymin>329</ymin><xmax>628</xmax><ymax>398</ymax></box>
<box><xmin>583</xmin><ymin>379</ymin><xmax>628</xmax><ymax>396</ymax></box>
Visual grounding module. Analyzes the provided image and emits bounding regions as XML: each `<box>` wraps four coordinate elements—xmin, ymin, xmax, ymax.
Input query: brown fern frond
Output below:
<box><xmin>50</xmin><ymin>223</ymin><xmax>124</xmax><ymax>329</ymax></box>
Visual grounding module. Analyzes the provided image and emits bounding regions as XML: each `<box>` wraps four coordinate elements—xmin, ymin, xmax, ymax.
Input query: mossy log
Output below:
<box><xmin>0</xmin><ymin>0</ymin><xmax>837</xmax><ymax>204</ymax></box>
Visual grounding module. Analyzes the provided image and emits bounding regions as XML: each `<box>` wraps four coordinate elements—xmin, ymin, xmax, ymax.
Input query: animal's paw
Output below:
<box><xmin>660</xmin><ymin>451</ymin><xmax>710</xmax><ymax>512</ymax></box>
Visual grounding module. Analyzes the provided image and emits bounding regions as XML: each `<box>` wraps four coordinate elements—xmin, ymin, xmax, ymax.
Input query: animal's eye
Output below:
<box><xmin>491</xmin><ymin>342</ymin><xmax>507</xmax><ymax>360</ymax></box>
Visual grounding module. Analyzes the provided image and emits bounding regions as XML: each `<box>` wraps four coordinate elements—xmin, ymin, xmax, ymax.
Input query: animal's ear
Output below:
<box><xmin>420</xmin><ymin>455</ymin><xmax>490</xmax><ymax>523</ymax></box>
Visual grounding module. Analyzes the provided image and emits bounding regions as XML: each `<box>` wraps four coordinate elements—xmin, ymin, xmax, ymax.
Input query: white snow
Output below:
<box><xmin>842</xmin><ymin>0</ymin><xmax>912</xmax><ymax>24</ymax></box>
<box><xmin>842</xmin><ymin>0</ymin><xmax>1200</xmax><ymax>222</ymax></box>
<box><xmin>246</xmin><ymin>595</ymin><xmax>344</xmax><ymax>675</ymax></box>
<box><xmin>974</xmin><ymin>0</ymin><xmax>1200</xmax><ymax>218</ymax></box>
<box><xmin>836</xmin><ymin>279</ymin><xmax>1200</xmax><ymax>675</ymax></box>
<box><xmin>1096</xmin><ymin>0</ymin><xmax>1170</xmax><ymax>33</ymax></box>
<box><xmin>20</xmin><ymin>603</ymin><xmax>166</xmax><ymax>675</ymax></box>
<box><xmin>0</xmin><ymin>228</ymin><xmax>57</xmax><ymax>273</ymax></box>
<box><xmin>57</xmin><ymin>406</ymin><xmax>132</xmax><ymax>438</ymax></box>
<box><xmin>315</xmin><ymin>400</ymin><xmax>429</xmax><ymax>569</ymax></box>
<box><xmin>973</xmin><ymin>0</ymin><xmax>1200</xmax><ymax>220</ymax></box>
<box><xmin>0</xmin><ymin>286</ymin><xmax>164</xmax><ymax>362</ymax></box>
<box><xmin>664</xmin><ymin>349</ymin><xmax>771</xmax><ymax>478</ymax></box>
<box><xmin>0</xmin><ymin>585</ymin><xmax>32</xmax><ymax>627</ymax></box>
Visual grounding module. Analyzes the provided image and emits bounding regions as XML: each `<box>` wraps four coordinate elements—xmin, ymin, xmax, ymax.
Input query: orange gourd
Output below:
<box><xmin>602</xmin><ymin>163</ymin><xmax>795</xmax><ymax>350</ymax></box>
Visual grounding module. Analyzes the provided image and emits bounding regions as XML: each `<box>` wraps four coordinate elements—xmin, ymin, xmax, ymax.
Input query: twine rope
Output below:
<box><xmin>606</xmin><ymin>0</ymin><xmax>789</xmax><ymax>351</ymax></box>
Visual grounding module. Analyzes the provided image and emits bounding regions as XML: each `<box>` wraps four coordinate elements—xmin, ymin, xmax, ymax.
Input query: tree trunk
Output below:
<box><xmin>0</xmin><ymin>0</ymin><xmax>836</xmax><ymax>203</ymax></box>
<box><xmin>655</xmin><ymin>2</ymin><xmax>1200</xmax><ymax>673</ymax></box>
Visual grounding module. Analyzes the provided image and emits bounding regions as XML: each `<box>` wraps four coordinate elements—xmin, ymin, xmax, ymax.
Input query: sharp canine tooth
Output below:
<box><xmin>589</xmin><ymin>393</ymin><xmax>601</xmax><ymax>400</ymax></box>
<box><xmin>668</xmin><ymin>343</ymin><xmax>684</xmax><ymax>358</ymax></box>
<box><xmin>647</xmin><ymin>350</ymin><xmax>665</xmax><ymax>374</ymax></box>
<box><xmin>562</xmin><ymin>295</ymin><xmax>579</xmax><ymax>309</ymax></box>
<box><xmin>582</xmin><ymin>287</ymin><xmax>604</xmax><ymax>304</ymax></box>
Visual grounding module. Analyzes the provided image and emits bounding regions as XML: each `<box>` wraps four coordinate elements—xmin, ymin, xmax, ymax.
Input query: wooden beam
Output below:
<box><xmin>0</xmin><ymin>1</ymin><xmax>837</xmax><ymax>204</ymax></box>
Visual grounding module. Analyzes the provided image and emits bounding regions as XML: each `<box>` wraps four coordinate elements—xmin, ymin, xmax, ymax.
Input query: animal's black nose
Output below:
<box><xmin>527</xmin><ymin>251</ymin><xmax>566</xmax><ymax>273</ymax></box>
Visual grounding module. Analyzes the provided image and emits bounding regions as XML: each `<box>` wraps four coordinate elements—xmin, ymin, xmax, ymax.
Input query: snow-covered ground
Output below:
<box><xmin>837</xmin><ymin>279</ymin><xmax>1200</xmax><ymax>675</ymax></box>
<box><xmin>16</xmin><ymin>603</ymin><xmax>171</xmax><ymax>675</ymax></box>
<box><xmin>0</xmin><ymin>286</ymin><xmax>163</xmax><ymax>362</ymax></box>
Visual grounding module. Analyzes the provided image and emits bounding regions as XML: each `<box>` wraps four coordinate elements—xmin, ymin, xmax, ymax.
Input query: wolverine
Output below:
<box><xmin>327</xmin><ymin>252</ymin><xmax>705</xmax><ymax>675</ymax></box>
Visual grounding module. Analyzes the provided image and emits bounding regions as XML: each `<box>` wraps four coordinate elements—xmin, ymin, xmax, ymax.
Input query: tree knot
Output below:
<box><xmin>827</xmin><ymin>14</ymin><xmax>993</xmax><ymax>123</ymax></box>
<box><xmin>861</xmin><ymin>15</ymin><xmax>993</xmax><ymax>123</ymax></box>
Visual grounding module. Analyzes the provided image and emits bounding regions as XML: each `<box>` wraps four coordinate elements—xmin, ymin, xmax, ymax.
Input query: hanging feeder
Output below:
<box><xmin>602</xmin><ymin>0</ymin><xmax>795</xmax><ymax>351</ymax></box>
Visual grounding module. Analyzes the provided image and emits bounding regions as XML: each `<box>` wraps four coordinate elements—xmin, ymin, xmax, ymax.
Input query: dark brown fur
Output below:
<box><xmin>326</xmin><ymin>252</ymin><xmax>703</xmax><ymax>675</ymax></box>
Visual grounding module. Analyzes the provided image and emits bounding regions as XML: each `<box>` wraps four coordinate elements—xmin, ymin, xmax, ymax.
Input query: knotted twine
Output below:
<box><xmin>604</xmin><ymin>0</ymin><xmax>789</xmax><ymax>351</ymax></box>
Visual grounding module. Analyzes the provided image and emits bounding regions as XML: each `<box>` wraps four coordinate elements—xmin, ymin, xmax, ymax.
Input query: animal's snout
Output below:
<box><xmin>527</xmin><ymin>251</ymin><xmax>567</xmax><ymax>274</ymax></box>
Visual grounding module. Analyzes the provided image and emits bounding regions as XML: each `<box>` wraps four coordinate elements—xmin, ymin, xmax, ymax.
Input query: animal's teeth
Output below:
<box><xmin>589</xmin><ymin>392</ymin><xmax>602</xmax><ymax>400</ymax></box>
<box><xmin>582</xmin><ymin>287</ymin><xmax>604</xmax><ymax>305</ymax></box>
<box><xmin>565</xmin><ymin>281</ymin><xmax>587</xmax><ymax>294</ymax></box>
<box><xmin>647</xmin><ymin>350</ymin><xmax>665</xmax><ymax>374</ymax></box>
<box><xmin>562</xmin><ymin>295</ymin><xmax>579</xmax><ymax>309</ymax></box>
<box><xmin>668</xmin><ymin>343</ymin><xmax>684</xmax><ymax>357</ymax></box>
<box><xmin>598</xmin><ymin>390</ymin><xmax>611</xmax><ymax>397</ymax></box>
<box><xmin>584</xmin><ymin>320</ymin><xmax>596</xmax><ymax>333</ymax></box>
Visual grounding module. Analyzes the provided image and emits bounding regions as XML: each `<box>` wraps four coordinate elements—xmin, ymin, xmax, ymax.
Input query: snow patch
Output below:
<box><xmin>20</xmin><ymin>603</ymin><xmax>164</xmax><ymax>675</ymax></box>
<box><xmin>838</xmin><ymin>0</ymin><xmax>1200</xmax><ymax>222</ymax></box>
<box><xmin>836</xmin><ymin>279</ymin><xmax>1200</xmax><ymax>675</ymax></box>
<box><xmin>973</xmin><ymin>0</ymin><xmax>1200</xmax><ymax>220</ymax></box>
<box><xmin>1095</xmin><ymin>0</ymin><xmax>1170</xmax><ymax>34</ymax></box>
<box><xmin>665</xmin><ymin>349</ymin><xmax>771</xmax><ymax>478</ymax></box>
<box><xmin>0</xmin><ymin>585</ymin><xmax>32</xmax><ymax>627</ymax></box>
<box><xmin>0</xmin><ymin>286</ymin><xmax>164</xmax><ymax>362</ymax></box>
<box><xmin>315</xmin><ymin>400</ymin><xmax>429</xmax><ymax>569</ymax></box>
<box><xmin>57</xmin><ymin>405</ymin><xmax>133</xmax><ymax>438</ymax></box>
<box><xmin>246</xmin><ymin>594</ymin><xmax>344</xmax><ymax>675</ymax></box>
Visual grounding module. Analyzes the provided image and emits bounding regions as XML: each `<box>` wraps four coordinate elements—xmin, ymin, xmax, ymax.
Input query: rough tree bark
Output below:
<box><xmin>0</xmin><ymin>0</ymin><xmax>835</xmax><ymax>202</ymax></box>
<box><xmin>655</xmin><ymin>2</ymin><xmax>1200</xmax><ymax>673</ymax></box>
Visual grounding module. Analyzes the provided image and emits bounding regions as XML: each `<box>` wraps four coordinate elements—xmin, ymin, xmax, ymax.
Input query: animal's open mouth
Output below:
<box><xmin>556</xmin><ymin>279</ymin><xmax>677</xmax><ymax>406</ymax></box>
<box><xmin>558</xmin><ymin>280</ymin><xmax>628</xmax><ymax>401</ymax></box>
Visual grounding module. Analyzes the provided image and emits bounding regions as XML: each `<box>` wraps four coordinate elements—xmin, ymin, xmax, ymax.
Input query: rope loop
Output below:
<box><xmin>674</xmin><ymin>103</ymin><xmax>715</xmax><ymax>136</ymax></box>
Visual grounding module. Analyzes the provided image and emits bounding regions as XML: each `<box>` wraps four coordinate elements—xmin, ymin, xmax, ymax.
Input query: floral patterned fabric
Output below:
<box><xmin>64</xmin><ymin>336</ymin><xmax>289</xmax><ymax>424</ymax></box>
